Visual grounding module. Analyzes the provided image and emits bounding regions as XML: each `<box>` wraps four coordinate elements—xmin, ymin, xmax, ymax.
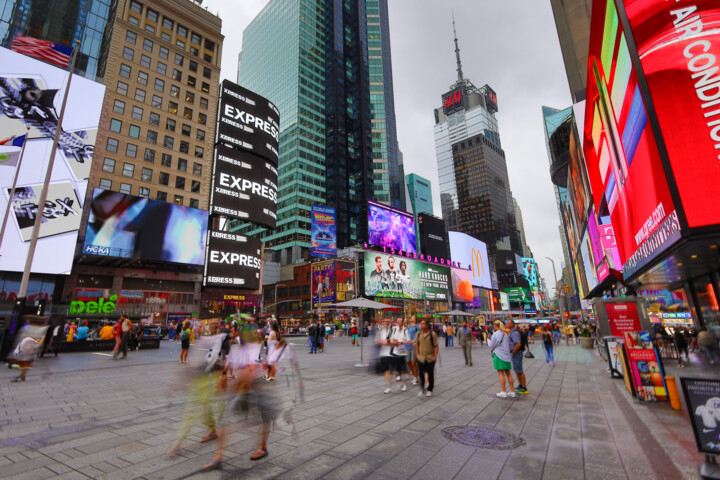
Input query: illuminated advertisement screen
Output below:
<box><xmin>584</xmin><ymin>0</ymin><xmax>680</xmax><ymax>278</ymax></box>
<box><xmin>311</xmin><ymin>205</ymin><xmax>337</xmax><ymax>258</ymax></box>
<box><xmin>367</xmin><ymin>201</ymin><xmax>416</xmax><ymax>253</ymax></box>
<box><xmin>83</xmin><ymin>189</ymin><xmax>208</xmax><ymax>265</ymax></box>
<box><xmin>580</xmin><ymin>230</ymin><xmax>599</xmax><ymax>293</ymax></box>
<box><xmin>521</xmin><ymin>258</ymin><xmax>538</xmax><ymax>288</ymax></box>
<box><xmin>442</xmin><ymin>86</ymin><xmax>464</xmax><ymax>114</ymax></box>
<box><xmin>209</xmin><ymin>144</ymin><xmax>277</xmax><ymax>228</ymax></box>
<box><xmin>451</xmin><ymin>267</ymin><xmax>474</xmax><ymax>303</ymax></box>
<box><xmin>418</xmin><ymin>213</ymin><xmax>449</xmax><ymax>260</ymax></box>
<box><xmin>203</xmin><ymin>230</ymin><xmax>262</xmax><ymax>289</ymax></box>
<box><xmin>0</xmin><ymin>47</ymin><xmax>105</xmax><ymax>275</ymax></box>
<box><xmin>504</xmin><ymin>287</ymin><xmax>533</xmax><ymax>305</ymax></box>
<box><xmin>622</xmin><ymin>0</ymin><xmax>720</xmax><ymax>228</ymax></box>
<box><xmin>364</xmin><ymin>251</ymin><xmax>449</xmax><ymax>301</ymax></box>
<box><xmin>335</xmin><ymin>260</ymin><xmax>356</xmax><ymax>303</ymax></box>
<box><xmin>448</xmin><ymin>231</ymin><xmax>492</xmax><ymax>289</ymax></box>
<box><xmin>217</xmin><ymin>80</ymin><xmax>279</xmax><ymax>165</ymax></box>
<box><xmin>311</xmin><ymin>260</ymin><xmax>335</xmax><ymax>308</ymax></box>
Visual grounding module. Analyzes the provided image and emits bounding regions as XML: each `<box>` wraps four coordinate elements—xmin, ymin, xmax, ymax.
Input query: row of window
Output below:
<box><xmin>98</xmin><ymin>178</ymin><xmax>200</xmax><ymax>208</ymax></box>
<box><xmin>116</xmin><ymin>80</ymin><xmax>208</xmax><ymax>124</ymax></box>
<box><xmin>101</xmin><ymin>158</ymin><xmax>201</xmax><ymax>191</ymax></box>
<box><xmin>112</xmin><ymin>99</ymin><xmax>206</xmax><ymax>139</ymax></box>
<box><xmin>108</xmin><ymin>117</ymin><xmax>205</xmax><ymax>158</ymax></box>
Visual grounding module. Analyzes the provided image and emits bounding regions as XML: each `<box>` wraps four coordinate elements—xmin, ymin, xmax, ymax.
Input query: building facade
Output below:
<box><xmin>406</xmin><ymin>173</ymin><xmax>433</xmax><ymax>217</ymax></box>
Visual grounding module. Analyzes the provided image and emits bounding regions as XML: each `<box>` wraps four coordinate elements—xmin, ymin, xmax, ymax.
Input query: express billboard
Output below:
<box><xmin>311</xmin><ymin>205</ymin><xmax>337</xmax><ymax>258</ymax></box>
<box><xmin>83</xmin><ymin>189</ymin><xmax>208</xmax><ymax>265</ymax></box>
<box><xmin>367</xmin><ymin>201</ymin><xmax>416</xmax><ymax>253</ymax></box>
<box><xmin>364</xmin><ymin>251</ymin><xmax>449</xmax><ymax>301</ymax></box>
<box><xmin>209</xmin><ymin>144</ymin><xmax>277</xmax><ymax>228</ymax></box>
<box><xmin>418</xmin><ymin>213</ymin><xmax>448</xmax><ymax>260</ymax></box>
<box><xmin>448</xmin><ymin>231</ymin><xmax>492</xmax><ymax>289</ymax></box>
<box><xmin>217</xmin><ymin>80</ymin><xmax>279</xmax><ymax>165</ymax></box>
<box><xmin>0</xmin><ymin>47</ymin><xmax>105</xmax><ymax>275</ymax></box>
<box><xmin>584</xmin><ymin>0</ymin><xmax>681</xmax><ymax>277</ymax></box>
<box><xmin>203</xmin><ymin>230</ymin><xmax>262</xmax><ymax>289</ymax></box>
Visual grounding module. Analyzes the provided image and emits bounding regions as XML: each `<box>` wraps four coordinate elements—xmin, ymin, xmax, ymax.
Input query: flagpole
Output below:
<box><xmin>0</xmin><ymin>127</ymin><xmax>31</xmax><ymax>248</ymax></box>
<box><xmin>18</xmin><ymin>41</ymin><xmax>80</xmax><ymax>298</ymax></box>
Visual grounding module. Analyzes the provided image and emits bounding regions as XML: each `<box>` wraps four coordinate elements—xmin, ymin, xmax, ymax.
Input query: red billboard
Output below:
<box><xmin>584</xmin><ymin>0</ymin><xmax>681</xmax><ymax>278</ymax></box>
<box><xmin>606</xmin><ymin>302</ymin><xmax>642</xmax><ymax>336</ymax></box>
<box><xmin>622</xmin><ymin>0</ymin><xmax>720</xmax><ymax>229</ymax></box>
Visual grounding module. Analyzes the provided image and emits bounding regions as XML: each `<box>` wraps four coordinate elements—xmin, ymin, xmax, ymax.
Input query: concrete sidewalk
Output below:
<box><xmin>0</xmin><ymin>337</ymin><xmax>704</xmax><ymax>479</ymax></box>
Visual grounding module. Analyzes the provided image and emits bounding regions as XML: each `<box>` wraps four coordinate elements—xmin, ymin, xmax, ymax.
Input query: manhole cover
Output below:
<box><xmin>442</xmin><ymin>425</ymin><xmax>526</xmax><ymax>450</ymax></box>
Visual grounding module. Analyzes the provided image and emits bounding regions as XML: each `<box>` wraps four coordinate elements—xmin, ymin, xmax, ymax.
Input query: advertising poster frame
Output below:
<box><xmin>623</xmin><ymin>331</ymin><xmax>668</xmax><ymax>402</ymax></box>
<box><xmin>363</xmin><ymin>251</ymin><xmax>449</xmax><ymax>301</ymax></box>
<box><xmin>311</xmin><ymin>205</ymin><xmax>337</xmax><ymax>258</ymax></box>
<box><xmin>311</xmin><ymin>260</ymin><xmax>335</xmax><ymax>309</ymax></box>
<box><xmin>203</xmin><ymin>229</ymin><xmax>262</xmax><ymax>289</ymax></box>
<box><xmin>680</xmin><ymin>377</ymin><xmax>720</xmax><ymax>456</ymax></box>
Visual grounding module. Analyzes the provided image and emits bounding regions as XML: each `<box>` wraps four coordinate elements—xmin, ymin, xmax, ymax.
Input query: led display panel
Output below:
<box><xmin>364</xmin><ymin>251</ymin><xmax>449</xmax><ymax>301</ymax></box>
<box><xmin>83</xmin><ymin>189</ymin><xmax>208</xmax><ymax>265</ymax></box>
<box><xmin>0</xmin><ymin>47</ymin><xmax>105</xmax><ymax>275</ymax></box>
<box><xmin>311</xmin><ymin>205</ymin><xmax>336</xmax><ymax>258</ymax></box>
<box><xmin>521</xmin><ymin>258</ymin><xmax>538</xmax><ymax>288</ymax></box>
<box><xmin>311</xmin><ymin>260</ymin><xmax>335</xmax><ymax>308</ymax></box>
<box><xmin>448</xmin><ymin>231</ymin><xmax>492</xmax><ymax>289</ymax></box>
<box><xmin>450</xmin><ymin>267</ymin><xmax>474</xmax><ymax>303</ymax></box>
<box><xmin>584</xmin><ymin>0</ymin><xmax>680</xmax><ymax>278</ymax></box>
<box><xmin>203</xmin><ymin>230</ymin><xmax>262</xmax><ymax>289</ymax></box>
<box><xmin>367</xmin><ymin>201</ymin><xmax>416</xmax><ymax>253</ymax></box>
<box><xmin>418</xmin><ymin>213</ymin><xmax>449</xmax><ymax>260</ymax></box>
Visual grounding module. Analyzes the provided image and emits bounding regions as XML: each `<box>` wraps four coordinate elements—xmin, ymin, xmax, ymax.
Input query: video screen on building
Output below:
<box><xmin>311</xmin><ymin>205</ymin><xmax>337</xmax><ymax>258</ymax></box>
<box><xmin>83</xmin><ymin>189</ymin><xmax>208</xmax><ymax>265</ymax></box>
<box><xmin>364</xmin><ymin>251</ymin><xmax>449</xmax><ymax>301</ymax></box>
<box><xmin>418</xmin><ymin>213</ymin><xmax>448</xmax><ymax>260</ymax></box>
<box><xmin>451</xmin><ymin>267</ymin><xmax>474</xmax><ymax>303</ymax></box>
<box><xmin>448</xmin><ymin>231</ymin><xmax>492</xmax><ymax>289</ymax></box>
<box><xmin>521</xmin><ymin>258</ymin><xmax>538</xmax><ymax>288</ymax></box>
<box><xmin>203</xmin><ymin>229</ymin><xmax>262</xmax><ymax>289</ymax></box>
<box><xmin>367</xmin><ymin>201</ymin><xmax>416</xmax><ymax>253</ymax></box>
<box><xmin>0</xmin><ymin>47</ymin><xmax>105</xmax><ymax>275</ymax></box>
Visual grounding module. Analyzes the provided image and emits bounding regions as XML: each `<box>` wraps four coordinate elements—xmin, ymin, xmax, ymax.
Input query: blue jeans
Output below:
<box><xmin>704</xmin><ymin>346</ymin><xmax>716</xmax><ymax>362</ymax></box>
<box><xmin>553</xmin><ymin>331</ymin><xmax>560</xmax><ymax>344</ymax></box>
<box><xmin>447</xmin><ymin>335</ymin><xmax>454</xmax><ymax>347</ymax></box>
<box><xmin>310</xmin><ymin>337</ymin><xmax>317</xmax><ymax>353</ymax></box>
<box><xmin>543</xmin><ymin>344</ymin><xmax>554</xmax><ymax>363</ymax></box>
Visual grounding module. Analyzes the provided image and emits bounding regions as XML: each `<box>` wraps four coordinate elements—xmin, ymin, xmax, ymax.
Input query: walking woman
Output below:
<box><xmin>488</xmin><ymin>320</ymin><xmax>515</xmax><ymax>398</ymax></box>
<box><xmin>541</xmin><ymin>326</ymin><xmax>555</xmax><ymax>366</ymax></box>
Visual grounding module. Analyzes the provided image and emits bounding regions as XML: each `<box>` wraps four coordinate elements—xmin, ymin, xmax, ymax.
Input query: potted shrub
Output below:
<box><xmin>579</xmin><ymin>324</ymin><xmax>594</xmax><ymax>349</ymax></box>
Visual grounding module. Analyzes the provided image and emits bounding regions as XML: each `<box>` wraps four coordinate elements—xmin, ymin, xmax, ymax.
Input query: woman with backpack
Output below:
<box><xmin>541</xmin><ymin>326</ymin><xmax>555</xmax><ymax>366</ymax></box>
<box><xmin>179</xmin><ymin>320</ymin><xmax>191</xmax><ymax>363</ymax></box>
<box><xmin>488</xmin><ymin>320</ymin><xmax>515</xmax><ymax>398</ymax></box>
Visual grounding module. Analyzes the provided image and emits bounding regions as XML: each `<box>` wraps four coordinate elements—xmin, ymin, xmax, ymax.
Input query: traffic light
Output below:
<box><xmin>564</xmin><ymin>311</ymin><xmax>570</xmax><ymax>318</ymax></box>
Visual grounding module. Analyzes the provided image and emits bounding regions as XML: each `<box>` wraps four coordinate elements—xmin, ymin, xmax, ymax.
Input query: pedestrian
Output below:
<box><xmin>446</xmin><ymin>322</ymin><xmax>455</xmax><ymax>347</ymax></box>
<box><xmin>115</xmin><ymin>315</ymin><xmax>133</xmax><ymax>359</ymax></box>
<box><xmin>698</xmin><ymin>327</ymin><xmax>718</xmax><ymax>364</ymax></box>
<box><xmin>443</xmin><ymin>322</ymin><xmax>448</xmax><ymax>347</ymax></box>
<box><xmin>406</xmin><ymin>317</ymin><xmax>420</xmax><ymax>385</ymax></box>
<box><xmin>674</xmin><ymin>327</ymin><xmax>689</xmax><ymax>363</ymax></box>
<box><xmin>308</xmin><ymin>322</ymin><xmax>317</xmax><ymax>353</ymax></box>
<box><xmin>111</xmin><ymin>317</ymin><xmax>123</xmax><ymax>356</ymax></box>
<box><xmin>376</xmin><ymin>319</ymin><xmax>399</xmax><ymax>394</ymax></box>
<box><xmin>488</xmin><ymin>320</ymin><xmax>515</xmax><ymax>398</ymax></box>
<box><xmin>180</xmin><ymin>321</ymin><xmax>191</xmax><ymax>363</ymax></box>
<box><xmin>76</xmin><ymin>320</ymin><xmax>89</xmax><ymax>341</ymax></box>
<box><xmin>507</xmin><ymin>320</ymin><xmax>529</xmax><ymax>395</ymax></box>
<box><xmin>528</xmin><ymin>324</ymin><xmax>536</xmax><ymax>344</ymax></box>
<box><xmin>350</xmin><ymin>321</ymin><xmax>359</xmax><ymax>347</ymax></box>
<box><xmin>552</xmin><ymin>323</ymin><xmax>561</xmax><ymax>346</ymax></box>
<box><xmin>541</xmin><ymin>326</ymin><xmax>555</xmax><ymax>366</ymax></box>
<box><xmin>168</xmin><ymin>320</ymin><xmax>176</xmax><ymax>341</ymax></box>
<box><xmin>391</xmin><ymin>318</ymin><xmax>410</xmax><ymax>391</ymax></box>
<box><xmin>11</xmin><ymin>334</ymin><xmax>41</xmax><ymax>382</ymax></box>
<box><xmin>457</xmin><ymin>321</ymin><xmax>474</xmax><ymax>366</ymax></box>
<box><xmin>65</xmin><ymin>321</ymin><xmax>77</xmax><ymax>342</ymax></box>
<box><xmin>414</xmin><ymin>319</ymin><xmax>439</xmax><ymax>397</ymax></box>
<box><xmin>264</xmin><ymin>323</ymin><xmax>281</xmax><ymax>381</ymax></box>
<box><xmin>315</xmin><ymin>320</ymin><xmax>325</xmax><ymax>353</ymax></box>
<box><xmin>39</xmin><ymin>315</ymin><xmax>63</xmax><ymax>358</ymax></box>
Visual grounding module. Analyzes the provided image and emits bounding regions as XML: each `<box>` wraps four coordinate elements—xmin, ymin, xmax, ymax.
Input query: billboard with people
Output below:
<box><xmin>367</xmin><ymin>201</ymin><xmax>417</xmax><ymax>253</ymax></box>
<box><xmin>364</xmin><ymin>251</ymin><xmax>449</xmax><ymax>301</ymax></box>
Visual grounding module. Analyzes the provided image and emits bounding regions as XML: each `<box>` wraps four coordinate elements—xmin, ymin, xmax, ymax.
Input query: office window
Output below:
<box><xmin>166</xmin><ymin>118</ymin><xmax>176</xmax><ymax>131</ymax></box>
<box><xmin>191</xmin><ymin>33</ymin><xmax>201</xmax><ymax>45</ymax></box>
<box><xmin>175</xmin><ymin>176</ymin><xmax>185</xmax><ymax>189</ymax></box>
<box><xmin>126</xmin><ymin>143</ymin><xmax>137</xmax><ymax>158</ymax></box>
<box><xmin>123</xmin><ymin>47</ymin><xmax>134</xmax><ymax>61</ymax></box>
<box><xmin>146</xmin><ymin>9</ymin><xmax>158</xmax><ymax>22</ymax></box>
<box><xmin>198</xmin><ymin>113</ymin><xmax>206</xmax><ymax>125</ymax></box>
<box><xmin>130</xmin><ymin>1</ymin><xmax>142</xmax><ymax>13</ymax></box>
<box><xmin>193</xmin><ymin>162</ymin><xmax>202</xmax><ymax>175</ymax></box>
<box><xmin>176</xmin><ymin>39</ymin><xmax>185</xmax><ymax>49</ymax></box>
<box><xmin>137</xmin><ymin>71</ymin><xmax>148</xmax><ymax>85</ymax></box>
<box><xmin>168</xmin><ymin>101</ymin><xmax>178</xmax><ymax>114</ymax></box>
<box><xmin>200</xmin><ymin>97</ymin><xmax>208</xmax><ymax>109</ymax></box>
<box><xmin>164</xmin><ymin>136</ymin><xmax>174</xmax><ymax>149</ymax></box>
<box><xmin>161</xmin><ymin>153</ymin><xmax>172</xmax><ymax>167</ymax></box>
<box><xmin>119</xmin><ymin>63</ymin><xmax>131</xmax><ymax>78</ymax></box>
<box><xmin>179</xmin><ymin>141</ymin><xmax>189</xmax><ymax>154</ymax></box>
<box><xmin>205</xmin><ymin>39</ymin><xmax>215</xmax><ymax>52</ymax></box>
<box><xmin>106</xmin><ymin>137</ymin><xmax>119</xmax><ymax>152</ymax></box>
<box><xmin>170</xmin><ymin>85</ymin><xmax>180</xmax><ymax>97</ymax></box>
<box><xmin>125</xmin><ymin>31</ymin><xmax>137</xmax><ymax>44</ymax></box>
<box><xmin>123</xmin><ymin>162</ymin><xmax>135</xmax><ymax>177</ymax></box>
<box><xmin>154</xmin><ymin>78</ymin><xmax>165</xmax><ymax>92</ymax></box>
<box><xmin>191</xmin><ymin>180</ymin><xmax>200</xmax><ymax>193</ymax></box>
<box><xmin>113</xmin><ymin>99</ymin><xmax>125</xmax><ymax>114</ymax></box>
<box><xmin>185</xmin><ymin>91</ymin><xmax>194</xmax><ymax>104</ymax></box>
<box><xmin>189</xmin><ymin>198</ymin><xmax>199</xmax><ymax>209</ymax></box>
<box><xmin>102</xmin><ymin>157</ymin><xmax>115</xmax><ymax>173</ymax></box>
<box><xmin>183</xmin><ymin>107</ymin><xmax>192</xmax><ymax>120</ymax></box>
<box><xmin>189</xmin><ymin>60</ymin><xmax>198</xmax><ymax>73</ymax></box>
<box><xmin>178</xmin><ymin>158</ymin><xmax>187</xmax><ymax>171</ymax></box>
<box><xmin>109</xmin><ymin>119</ymin><xmax>122</xmax><ymax>133</ymax></box>
<box><xmin>162</xmin><ymin>18</ymin><xmax>173</xmax><ymax>30</ymax></box>
<box><xmin>187</xmin><ymin>76</ymin><xmax>196</xmax><ymax>88</ymax></box>
<box><xmin>140</xmin><ymin>54</ymin><xmax>151</xmax><ymax>68</ymax></box>
<box><xmin>145</xmin><ymin>24</ymin><xmax>154</xmax><ymax>34</ymax></box>
<box><xmin>172</xmin><ymin>69</ymin><xmax>181</xmax><ymax>81</ymax></box>
<box><xmin>128</xmin><ymin>16</ymin><xmax>138</xmax><ymax>27</ymax></box>
<box><xmin>201</xmin><ymin>82</ymin><xmax>209</xmax><ymax>93</ymax></box>
<box><xmin>144</xmin><ymin>148</ymin><xmax>155</xmax><ymax>162</ymax></box>
<box><xmin>194</xmin><ymin>146</ymin><xmax>203</xmax><ymax>158</ymax></box>
<box><xmin>181</xmin><ymin>124</ymin><xmax>191</xmax><ymax>136</ymax></box>
<box><xmin>156</xmin><ymin>61</ymin><xmax>166</xmax><ymax>75</ymax></box>
<box><xmin>138</xmin><ymin>187</ymin><xmax>150</xmax><ymax>197</ymax></box>
<box><xmin>146</xmin><ymin>130</ymin><xmax>157</xmax><ymax>144</ymax></box>
<box><xmin>135</xmin><ymin>88</ymin><xmax>146</xmax><ymax>102</ymax></box>
<box><xmin>129</xmin><ymin>125</ymin><xmax>140</xmax><ymax>138</ymax></box>
<box><xmin>161</xmin><ymin>32</ymin><xmax>170</xmax><ymax>42</ymax></box>
<box><xmin>151</xmin><ymin>95</ymin><xmax>162</xmax><ymax>108</ymax></box>
<box><xmin>157</xmin><ymin>191</ymin><xmax>167</xmax><ymax>201</ymax></box>
<box><xmin>120</xmin><ymin>183</ymin><xmax>131</xmax><ymax>194</ymax></box>
<box><xmin>203</xmin><ymin>67</ymin><xmax>211</xmax><ymax>79</ymax></box>
<box><xmin>174</xmin><ymin>53</ymin><xmax>183</xmax><ymax>66</ymax></box>
<box><xmin>174</xmin><ymin>195</ymin><xmax>183</xmax><ymax>205</ymax></box>
<box><xmin>149</xmin><ymin>112</ymin><xmax>160</xmax><ymax>126</ymax></box>
<box><xmin>141</xmin><ymin>167</ymin><xmax>152</xmax><ymax>181</ymax></box>
<box><xmin>132</xmin><ymin>106</ymin><xmax>143</xmax><ymax>120</ymax></box>
<box><xmin>190</xmin><ymin>46</ymin><xmax>199</xmax><ymax>56</ymax></box>
<box><xmin>117</xmin><ymin>81</ymin><xmax>128</xmax><ymax>95</ymax></box>
<box><xmin>204</xmin><ymin>53</ymin><xmax>212</xmax><ymax>62</ymax></box>
<box><xmin>159</xmin><ymin>46</ymin><xmax>169</xmax><ymax>59</ymax></box>
<box><xmin>158</xmin><ymin>172</ymin><xmax>169</xmax><ymax>185</ymax></box>
<box><xmin>177</xmin><ymin>25</ymin><xmax>187</xmax><ymax>37</ymax></box>
<box><xmin>99</xmin><ymin>178</ymin><xmax>112</xmax><ymax>190</ymax></box>
<box><xmin>196</xmin><ymin>129</ymin><xmax>205</xmax><ymax>142</ymax></box>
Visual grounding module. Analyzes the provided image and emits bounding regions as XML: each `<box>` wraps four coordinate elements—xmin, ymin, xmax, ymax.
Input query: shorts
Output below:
<box><xmin>493</xmin><ymin>353</ymin><xmax>511</xmax><ymax>371</ymax></box>
<box><xmin>392</xmin><ymin>355</ymin><xmax>408</xmax><ymax>373</ymax></box>
<box><xmin>181</xmin><ymin>339</ymin><xmax>190</xmax><ymax>349</ymax></box>
<box><xmin>352</xmin><ymin>334</ymin><xmax>358</xmax><ymax>341</ymax></box>
<box><xmin>511</xmin><ymin>352</ymin><xmax>524</xmax><ymax>373</ymax></box>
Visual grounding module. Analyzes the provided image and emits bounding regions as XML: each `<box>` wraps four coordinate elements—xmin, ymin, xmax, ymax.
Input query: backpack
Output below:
<box><xmin>350</xmin><ymin>326</ymin><xmax>357</xmax><ymax>335</ymax></box>
<box><xmin>180</xmin><ymin>328</ymin><xmax>189</xmax><ymax>341</ymax></box>
<box><xmin>519</xmin><ymin>330</ymin><xmax>528</xmax><ymax>351</ymax></box>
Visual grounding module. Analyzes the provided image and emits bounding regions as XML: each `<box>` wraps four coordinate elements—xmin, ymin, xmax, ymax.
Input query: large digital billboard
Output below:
<box><xmin>367</xmin><ymin>201</ymin><xmax>416</xmax><ymax>253</ymax></box>
<box><xmin>311</xmin><ymin>260</ymin><xmax>335</xmax><ymax>308</ymax></box>
<box><xmin>418</xmin><ymin>213</ymin><xmax>448</xmax><ymax>260</ymax></box>
<box><xmin>364</xmin><ymin>251</ymin><xmax>449</xmax><ymax>301</ymax></box>
<box><xmin>217</xmin><ymin>80</ymin><xmax>279</xmax><ymax>165</ymax></box>
<box><xmin>209</xmin><ymin>144</ymin><xmax>277</xmax><ymax>228</ymax></box>
<box><xmin>335</xmin><ymin>260</ymin><xmax>356</xmax><ymax>303</ymax></box>
<box><xmin>450</xmin><ymin>267</ymin><xmax>474</xmax><ymax>303</ymax></box>
<box><xmin>203</xmin><ymin>230</ymin><xmax>262</xmax><ymax>289</ymax></box>
<box><xmin>521</xmin><ymin>258</ymin><xmax>538</xmax><ymax>288</ymax></box>
<box><xmin>311</xmin><ymin>205</ymin><xmax>336</xmax><ymax>258</ymax></box>
<box><xmin>584</xmin><ymin>0</ymin><xmax>681</xmax><ymax>278</ymax></box>
<box><xmin>83</xmin><ymin>189</ymin><xmax>208</xmax><ymax>265</ymax></box>
<box><xmin>448</xmin><ymin>231</ymin><xmax>492</xmax><ymax>289</ymax></box>
<box><xmin>622</xmin><ymin>0</ymin><xmax>720</xmax><ymax>229</ymax></box>
<box><xmin>0</xmin><ymin>47</ymin><xmax>105</xmax><ymax>275</ymax></box>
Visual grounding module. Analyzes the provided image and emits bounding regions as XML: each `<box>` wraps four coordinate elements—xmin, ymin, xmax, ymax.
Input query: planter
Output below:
<box><xmin>580</xmin><ymin>337</ymin><xmax>595</xmax><ymax>349</ymax></box>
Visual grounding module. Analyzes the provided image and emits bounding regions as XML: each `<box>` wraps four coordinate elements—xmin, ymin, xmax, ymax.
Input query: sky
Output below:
<box><xmin>201</xmin><ymin>0</ymin><xmax>573</xmax><ymax>293</ymax></box>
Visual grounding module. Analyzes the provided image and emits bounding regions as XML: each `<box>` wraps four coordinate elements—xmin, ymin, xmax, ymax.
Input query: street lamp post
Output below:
<box><xmin>545</xmin><ymin>257</ymin><xmax>561</xmax><ymax>314</ymax></box>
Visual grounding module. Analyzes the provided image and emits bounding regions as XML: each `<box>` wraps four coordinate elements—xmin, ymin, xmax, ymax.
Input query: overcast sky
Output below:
<box><xmin>202</xmin><ymin>0</ymin><xmax>573</xmax><ymax>291</ymax></box>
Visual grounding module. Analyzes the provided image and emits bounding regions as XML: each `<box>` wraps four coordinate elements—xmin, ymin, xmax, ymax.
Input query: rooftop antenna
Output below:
<box><xmin>452</xmin><ymin>10</ymin><xmax>464</xmax><ymax>82</ymax></box>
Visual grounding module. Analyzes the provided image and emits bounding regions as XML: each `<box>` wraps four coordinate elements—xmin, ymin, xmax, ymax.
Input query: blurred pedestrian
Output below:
<box><xmin>489</xmin><ymin>320</ymin><xmax>515</xmax><ymax>398</ymax></box>
<box><xmin>11</xmin><ymin>334</ymin><xmax>41</xmax><ymax>382</ymax></box>
<box><xmin>415</xmin><ymin>319</ymin><xmax>439</xmax><ymax>397</ymax></box>
<box><xmin>457</xmin><ymin>321</ymin><xmax>473</xmax><ymax>366</ymax></box>
<box><xmin>446</xmin><ymin>322</ymin><xmax>455</xmax><ymax>347</ymax></box>
<box><xmin>507</xmin><ymin>320</ymin><xmax>528</xmax><ymax>395</ymax></box>
<box><xmin>39</xmin><ymin>316</ymin><xmax>63</xmax><ymax>358</ymax></box>
<box><xmin>180</xmin><ymin>321</ymin><xmax>190</xmax><ymax>363</ymax></box>
<box><xmin>111</xmin><ymin>318</ymin><xmax>123</xmax><ymax>356</ymax></box>
<box><xmin>541</xmin><ymin>326</ymin><xmax>555</xmax><ymax>366</ymax></box>
<box><xmin>698</xmin><ymin>327</ymin><xmax>718</xmax><ymax>364</ymax></box>
<box><xmin>315</xmin><ymin>320</ymin><xmax>325</xmax><ymax>353</ymax></box>
<box><xmin>406</xmin><ymin>317</ymin><xmax>420</xmax><ymax>385</ymax></box>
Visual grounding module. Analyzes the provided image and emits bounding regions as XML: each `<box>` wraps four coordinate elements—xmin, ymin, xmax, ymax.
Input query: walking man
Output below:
<box><xmin>507</xmin><ymin>319</ymin><xmax>529</xmax><ymax>395</ymax></box>
<box><xmin>415</xmin><ymin>319</ymin><xmax>439</xmax><ymax>397</ymax></box>
<box><xmin>446</xmin><ymin>322</ymin><xmax>455</xmax><ymax>347</ymax></box>
<box><xmin>115</xmin><ymin>315</ymin><xmax>133</xmax><ymax>359</ymax></box>
<box><xmin>458</xmin><ymin>321</ymin><xmax>474</xmax><ymax>366</ymax></box>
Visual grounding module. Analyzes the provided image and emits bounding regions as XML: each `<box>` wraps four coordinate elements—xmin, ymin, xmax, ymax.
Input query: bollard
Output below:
<box><xmin>665</xmin><ymin>376</ymin><xmax>682</xmax><ymax>411</ymax></box>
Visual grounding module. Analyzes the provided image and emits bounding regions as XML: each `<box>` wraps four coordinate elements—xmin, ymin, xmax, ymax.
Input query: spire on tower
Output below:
<box><xmin>452</xmin><ymin>11</ymin><xmax>464</xmax><ymax>82</ymax></box>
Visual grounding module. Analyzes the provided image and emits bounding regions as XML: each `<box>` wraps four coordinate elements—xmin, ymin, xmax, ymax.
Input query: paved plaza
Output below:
<box><xmin>0</xmin><ymin>336</ymin><xmax>708</xmax><ymax>479</ymax></box>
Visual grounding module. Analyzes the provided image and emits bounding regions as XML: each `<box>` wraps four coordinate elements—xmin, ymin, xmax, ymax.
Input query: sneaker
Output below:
<box><xmin>496</xmin><ymin>391</ymin><xmax>508</xmax><ymax>398</ymax></box>
<box><xmin>396</xmin><ymin>376</ymin><xmax>401</xmax><ymax>382</ymax></box>
<box><xmin>425</xmin><ymin>391</ymin><xmax>433</xmax><ymax>397</ymax></box>
<box><xmin>400</xmin><ymin>385</ymin><xmax>407</xmax><ymax>392</ymax></box>
<box><xmin>518</xmin><ymin>387</ymin><xmax>529</xmax><ymax>395</ymax></box>
<box><xmin>384</xmin><ymin>388</ymin><xmax>391</xmax><ymax>394</ymax></box>
<box><xmin>411</xmin><ymin>379</ymin><xmax>418</xmax><ymax>386</ymax></box>
<box><xmin>425</xmin><ymin>382</ymin><xmax>429</xmax><ymax>389</ymax></box>
<box><xmin>513</xmin><ymin>386</ymin><xmax>522</xmax><ymax>392</ymax></box>
<box><xmin>508</xmin><ymin>391</ymin><xmax>517</xmax><ymax>398</ymax></box>
<box><xmin>418</xmin><ymin>391</ymin><xmax>425</xmax><ymax>397</ymax></box>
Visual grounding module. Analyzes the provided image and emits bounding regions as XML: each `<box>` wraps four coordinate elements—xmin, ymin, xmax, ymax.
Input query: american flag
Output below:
<box><xmin>10</xmin><ymin>35</ymin><xmax>73</xmax><ymax>68</ymax></box>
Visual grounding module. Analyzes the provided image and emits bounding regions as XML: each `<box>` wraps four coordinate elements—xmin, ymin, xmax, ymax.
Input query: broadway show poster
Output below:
<box><xmin>623</xmin><ymin>331</ymin><xmax>667</xmax><ymax>402</ymax></box>
<box><xmin>335</xmin><ymin>260</ymin><xmax>356</xmax><ymax>303</ymax></box>
<box><xmin>311</xmin><ymin>205</ymin><xmax>336</xmax><ymax>258</ymax></box>
<box><xmin>364</xmin><ymin>251</ymin><xmax>449</xmax><ymax>301</ymax></box>
<box><xmin>680</xmin><ymin>378</ymin><xmax>720</xmax><ymax>455</ymax></box>
<box><xmin>311</xmin><ymin>261</ymin><xmax>335</xmax><ymax>308</ymax></box>
<box><xmin>606</xmin><ymin>339</ymin><xmax>624</xmax><ymax>378</ymax></box>
<box><xmin>606</xmin><ymin>302</ymin><xmax>642</xmax><ymax>336</ymax></box>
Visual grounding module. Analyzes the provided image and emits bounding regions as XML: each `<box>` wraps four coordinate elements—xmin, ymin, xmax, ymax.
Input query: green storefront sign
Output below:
<box><xmin>69</xmin><ymin>295</ymin><xmax>118</xmax><ymax>315</ymax></box>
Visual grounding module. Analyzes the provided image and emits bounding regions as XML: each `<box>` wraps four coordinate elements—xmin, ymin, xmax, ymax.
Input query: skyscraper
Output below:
<box><xmin>236</xmin><ymin>0</ymin><xmax>401</xmax><ymax>264</ymax></box>
<box><xmin>513</xmin><ymin>197</ymin><xmax>531</xmax><ymax>258</ymax></box>
<box><xmin>406</xmin><ymin>173</ymin><xmax>433</xmax><ymax>217</ymax></box>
